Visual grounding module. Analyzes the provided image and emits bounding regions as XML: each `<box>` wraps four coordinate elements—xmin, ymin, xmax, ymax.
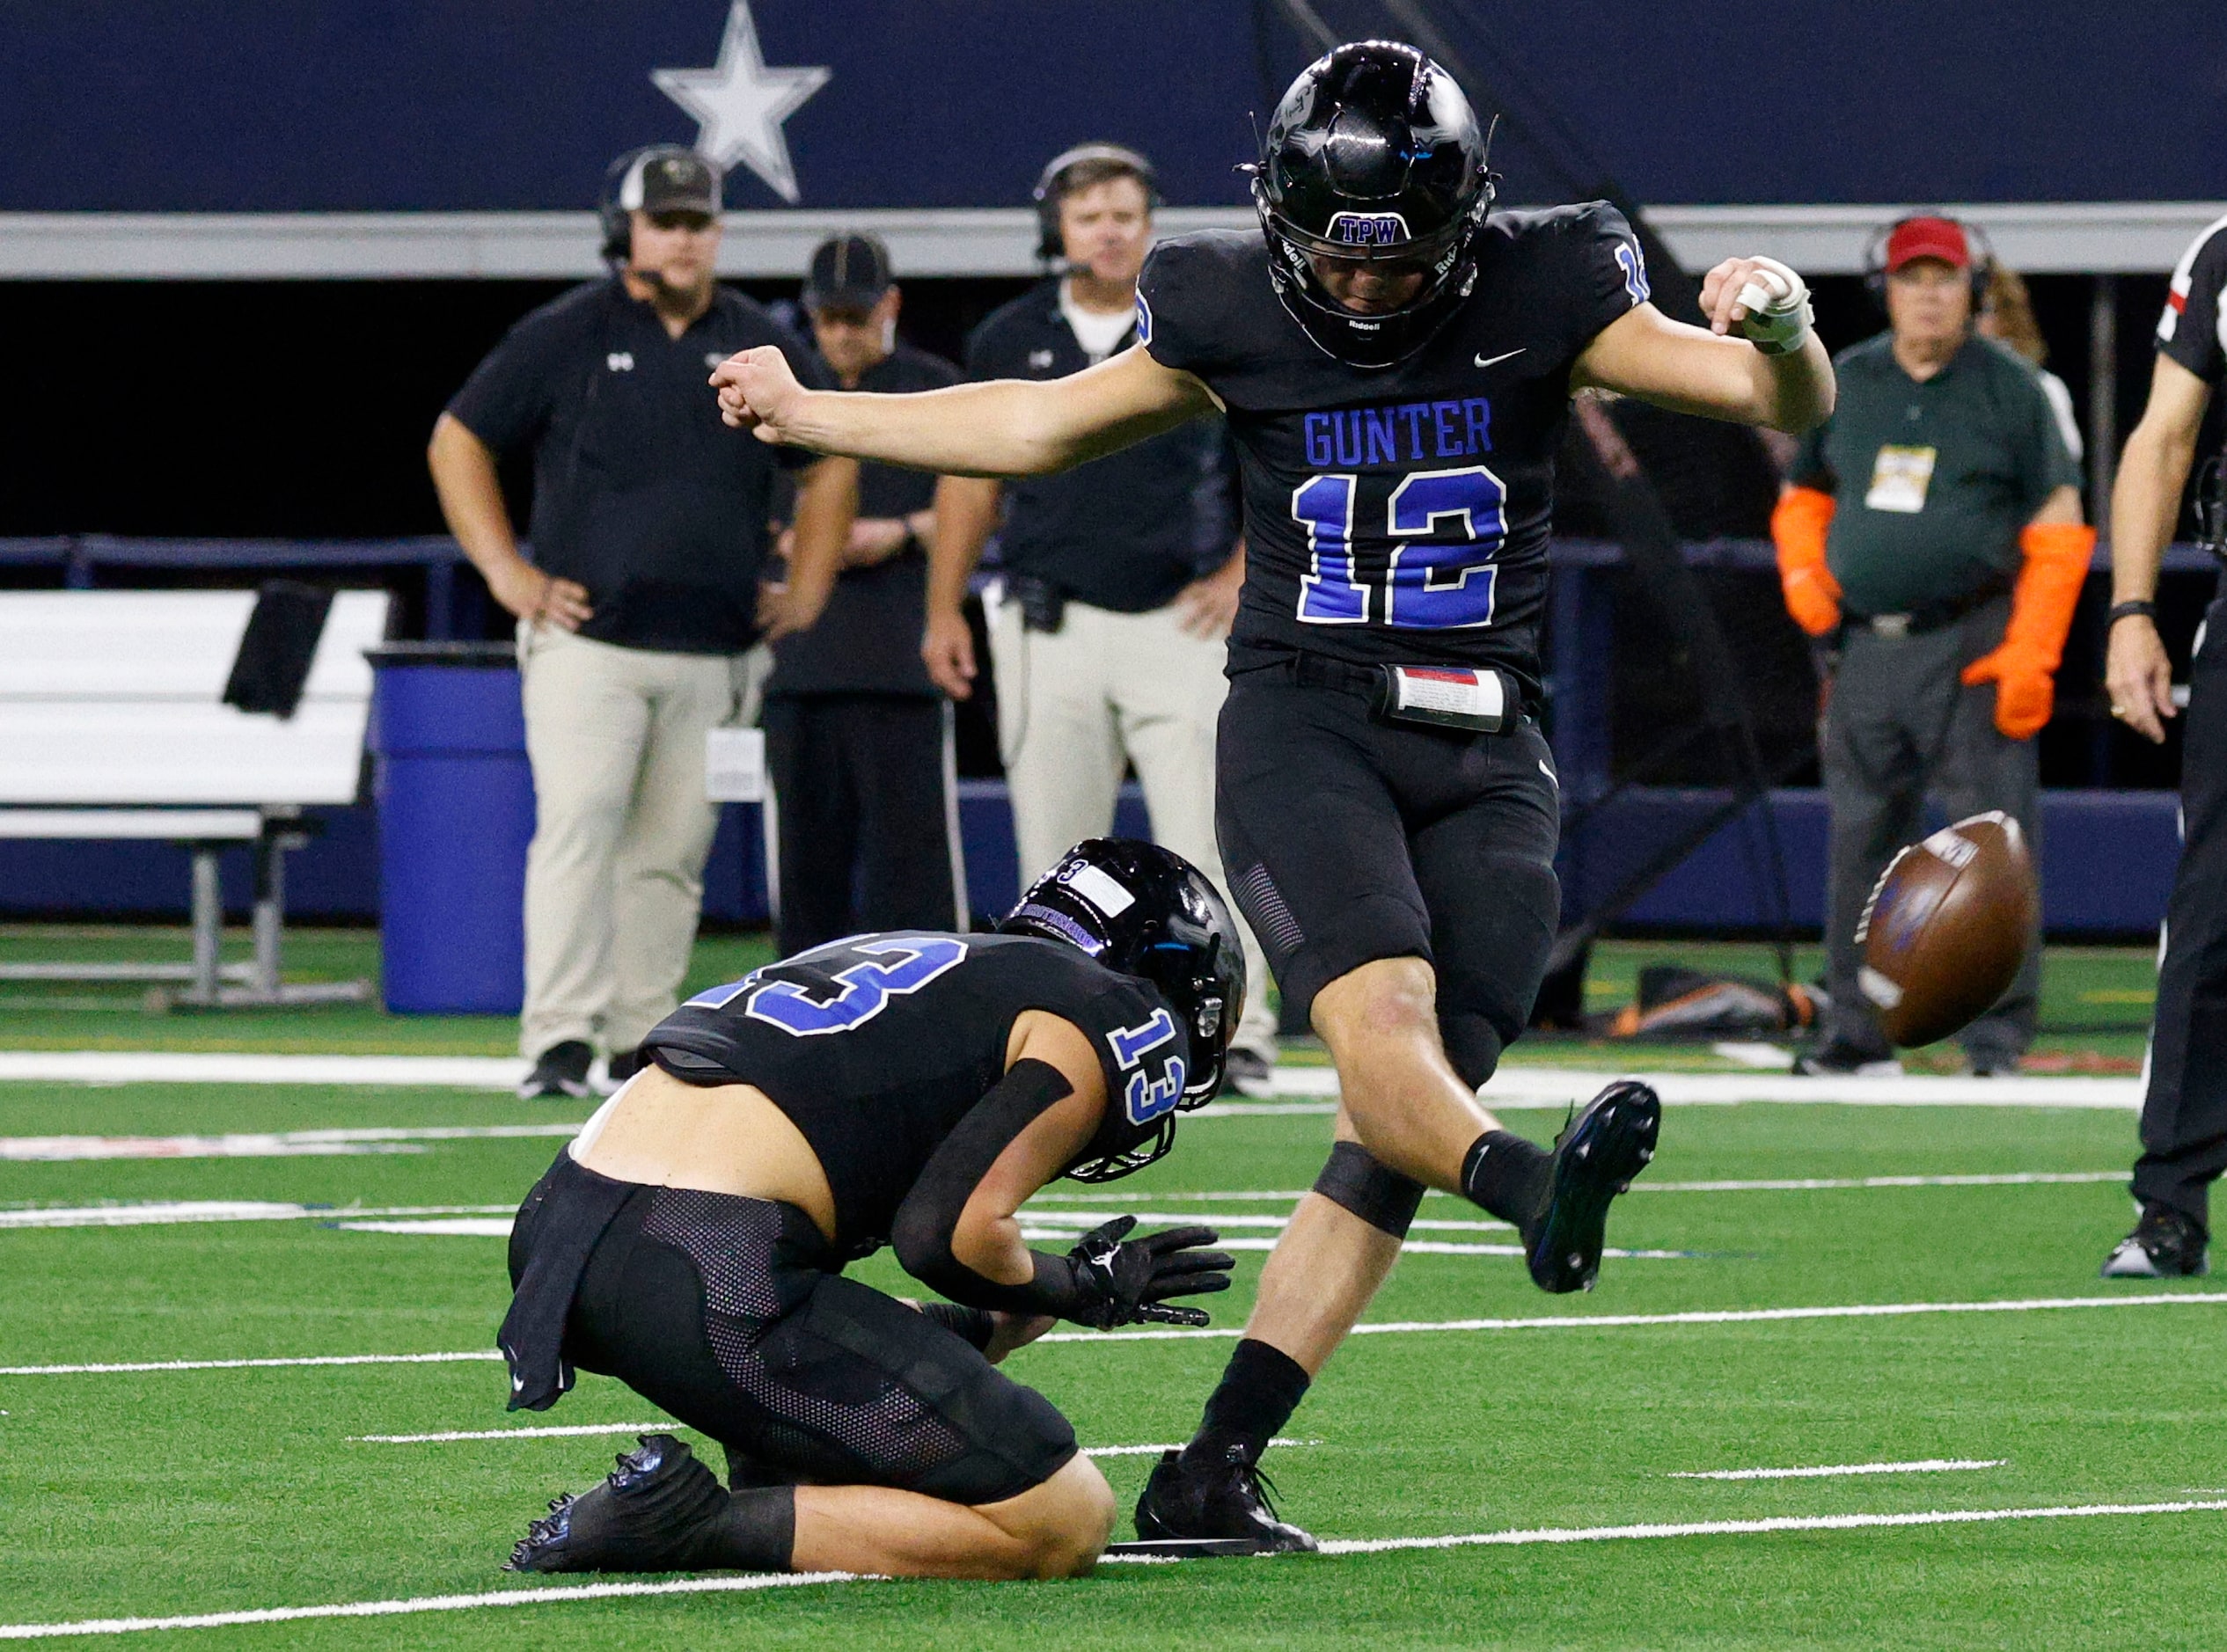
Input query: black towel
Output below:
<box><xmin>222</xmin><ymin>581</ymin><xmax>333</xmax><ymax>719</ymax></box>
<box><xmin>497</xmin><ymin>1151</ymin><xmax>639</xmax><ymax>1412</ymax></box>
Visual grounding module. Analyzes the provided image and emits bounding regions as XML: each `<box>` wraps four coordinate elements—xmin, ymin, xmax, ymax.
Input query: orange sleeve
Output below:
<box><xmin>1770</xmin><ymin>485</ymin><xmax>1842</xmax><ymax>637</ymax></box>
<box><xmin>2002</xmin><ymin>522</ymin><xmax>2097</xmax><ymax>671</ymax></box>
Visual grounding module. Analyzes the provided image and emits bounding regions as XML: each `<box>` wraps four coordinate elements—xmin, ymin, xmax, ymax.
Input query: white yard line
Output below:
<box><xmin>0</xmin><ymin>1202</ymin><xmax>515</xmax><ymax>1231</ymax></box>
<box><xmin>0</xmin><ymin>1350</ymin><xmax>505</xmax><ymax>1378</ymax></box>
<box><xmin>352</xmin><ymin>1423</ymin><xmax>671</xmax><ymax>1444</ymax></box>
<box><xmin>1669</xmin><ymin>1458</ymin><xmax>2005</xmax><ymax>1480</ymax></box>
<box><xmin>0</xmin><ymin>1124</ymin><xmax>582</xmax><ymax>1162</ymax></box>
<box><xmin>1632</xmin><ymin>1172</ymin><xmax>2128</xmax><ymax>1193</ymax></box>
<box><xmin>0</xmin><ymin>1053</ymin><xmax>530</xmax><ymax>1089</ymax></box>
<box><xmin>1016</xmin><ymin>1173</ymin><xmax>2132</xmax><ymax>1202</ymax></box>
<box><xmin>346</xmin><ymin>1424</ymin><xmax>1312</xmax><ymax>1453</ymax></box>
<box><xmin>1301</xmin><ymin>1498</ymin><xmax>2227</xmax><ymax>1557</ymax></box>
<box><xmin>11</xmin><ymin>1292</ymin><xmax>2223</xmax><ymax>1378</ymax></box>
<box><xmin>336</xmin><ymin>1219</ymin><xmax>514</xmax><ymax>1237</ymax></box>
<box><xmin>0</xmin><ymin>1573</ymin><xmax>863</xmax><ymax>1641</ymax></box>
<box><xmin>5</xmin><ymin>1501</ymin><xmax>2224</xmax><ymax>1636</ymax></box>
<box><xmin>1037</xmin><ymin>1290</ymin><xmax>2227</xmax><ymax>1344</ymax></box>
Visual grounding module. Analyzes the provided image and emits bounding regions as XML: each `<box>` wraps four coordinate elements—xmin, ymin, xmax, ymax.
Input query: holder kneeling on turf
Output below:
<box><xmin>495</xmin><ymin>840</ymin><xmax>1242</xmax><ymax>1581</ymax></box>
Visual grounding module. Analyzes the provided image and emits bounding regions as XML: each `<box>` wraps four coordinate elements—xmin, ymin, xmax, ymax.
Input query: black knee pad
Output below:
<box><xmin>1312</xmin><ymin>1141</ymin><xmax>1426</xmax><ymax>1239</ymax></box>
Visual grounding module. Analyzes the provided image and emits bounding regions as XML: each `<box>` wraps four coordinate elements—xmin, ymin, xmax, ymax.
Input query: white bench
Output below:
<box><xmin>0</xmin><ymin>589</ymin><xmax>391</xmax><ymax>1007</ymax></box>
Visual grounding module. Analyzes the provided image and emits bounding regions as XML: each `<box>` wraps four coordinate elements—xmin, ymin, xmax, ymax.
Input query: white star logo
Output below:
<box><xmin>651</xmin><ymin>1</ymin><xmax>830</xmax><ymax>205</ymax></box>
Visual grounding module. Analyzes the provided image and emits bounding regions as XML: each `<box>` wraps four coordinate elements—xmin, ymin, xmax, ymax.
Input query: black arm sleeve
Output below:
<box><xmin>889</xmin><ymin>1059</ymin><xmax>1090</xmax><ymax>1317</ymax></box>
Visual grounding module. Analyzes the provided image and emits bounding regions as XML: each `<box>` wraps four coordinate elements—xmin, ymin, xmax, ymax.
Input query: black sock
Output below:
<box><xmin>1181</xmin><ymin>1338</ymin><xmax>1310</xmax><ymax>1467</ymax></box>
<box><xmin>1462</xmin><ymin>1129</ymin><xmax>1551</xmax><ymax>1230</ymax></box>
<box><xmin>692</xmin><ymin>1486</ymin><xmax>796</xmax><ymax>1572</ymax></box>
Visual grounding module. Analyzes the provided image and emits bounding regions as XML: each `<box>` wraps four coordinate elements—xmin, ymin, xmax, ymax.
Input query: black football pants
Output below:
<box><xmin>2133</xmin><ymin>596</ymin><xmax>2227</xmax><ymax>1228</ymax></box>
<box><xmin>762</xmin><ymin>695</ymin><xmax>964</xmax><ymax>958</ymax></box>
<box><xmin>1214</xmin><ymin>656</ymin><xmax>1561</xmax><ymax>1087</ymax></box>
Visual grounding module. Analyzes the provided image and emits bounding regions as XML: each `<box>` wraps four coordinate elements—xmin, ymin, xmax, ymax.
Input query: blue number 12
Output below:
<box><xmin>1293</xmin><ymin>464</ymin><xmax>1508</xmax><ymax>629</ymax></box>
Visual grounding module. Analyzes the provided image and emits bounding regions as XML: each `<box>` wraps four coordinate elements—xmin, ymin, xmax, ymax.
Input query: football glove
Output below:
<box><xmin>1735</xmin><ymin>257</ymin><xmax>1814</xmax><ymax>356</ymax></box>
<box><xmin>1052</xmin><ymin>1216</ymin><xmax>1234</xmax><ymax>1330</ymax></box>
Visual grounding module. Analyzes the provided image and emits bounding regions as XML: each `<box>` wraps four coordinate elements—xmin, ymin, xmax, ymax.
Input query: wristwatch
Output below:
<box><xmin>2106</xmin><ymin>600</ymin><xmax>2157</xmax><ymax>629</ymax></box>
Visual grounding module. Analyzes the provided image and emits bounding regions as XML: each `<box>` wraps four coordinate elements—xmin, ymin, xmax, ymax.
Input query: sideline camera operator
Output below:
<box><xmin>761</xmin><ymin>234</ymin><xmax>969</xmax><ymax>954</ymax></box>
<box><xmin>1772</xmin><ymin>215</ymin><xmax>2088</xmax><ymax>1077</ymax></box>
<box><xmin>429</xmin><ymin>146</ymin><xmax>856</xmax><ymax>1100</ymax></box>
<box><xmin>2100</xmin><ymin>216</ymin><xmax>2227</xmax><ymax>1277</ymax></box>
<box><xmin>920</xmin><ymin>143</ymin><xmax>1278</xmax><ymax>1092</ymax></box>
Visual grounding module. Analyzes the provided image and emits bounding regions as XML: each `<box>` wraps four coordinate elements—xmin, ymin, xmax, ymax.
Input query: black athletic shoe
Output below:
<box><xmin>1133</xmin><ymin>1445</ymin><xmax>1318</xmax><ymax>1554</ymax></box>
<box><xmin>1791</xmin><ymin>1038</ymin><xmax>1902</xmax><ymax>1077</ymax></box>
<box><xmin>605</xmin><ymin>1045</ymin><xmax>650</xmax><ymax>1087</ymax></box>
<box><xmin>1220</xmin><ymin>1048</ymin><xmax>1276</xmax><ymax>1099</ymax></box>
<box><xmin>507</xmin><ymin>1433</ymin><xmax>729</xmax><ymax>1573</ymax></box>
<box><xmin>2101</xmin><ymin>1204</ymin><xmax>2210</xmax><ymax>1278</ymax></box>
<box><xmin>517</xmin><ymin>1040</ymin><xmax>595</xmax><ymax>1101</ymax></box>
<box><xmin>1523</xmin><ymin>1080</ymin><xmax>1662</xmax><ymax>1295</ymax></box>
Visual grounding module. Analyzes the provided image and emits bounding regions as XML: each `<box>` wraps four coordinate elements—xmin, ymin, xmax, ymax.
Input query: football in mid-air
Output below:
<box><xmin>1856</xmin><ymin>812</ymin><xmax>2039</xmax><ymax>1049</ymax></box>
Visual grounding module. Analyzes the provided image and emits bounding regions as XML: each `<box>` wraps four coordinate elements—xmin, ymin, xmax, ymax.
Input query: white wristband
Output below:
<box><xmin>1734</xmin><ymin>256</ymin><xmax>1813</xmax><ymax>357</ymax></box>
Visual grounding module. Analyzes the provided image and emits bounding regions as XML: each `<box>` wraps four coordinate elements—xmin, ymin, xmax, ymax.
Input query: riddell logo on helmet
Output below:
<box><xmin>1325</xmin><ymin>211</ymin><xmax>1410</xmax><ymax>245</ymax></box>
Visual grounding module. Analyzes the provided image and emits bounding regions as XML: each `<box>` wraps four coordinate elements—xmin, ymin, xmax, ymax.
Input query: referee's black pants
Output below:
<box><xmin>2134</xmin><ymin>595</ymin><xmax>2227</xmax><ymax>1229</ymax></box>
<box><xmin>761</xmin><ymin>694</ymin><xmax>965</xmax><ymax>959</ymax></box>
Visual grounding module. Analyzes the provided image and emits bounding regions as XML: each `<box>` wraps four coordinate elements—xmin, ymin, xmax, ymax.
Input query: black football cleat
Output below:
<box><xmin>2101</xmin><ymin>1204</ymin><xmax>2209</xmax><ymax>1278</ymax></box>
<box><xmin>1524</xmin><ymin>1080</ymin><xmax>1662</xmax><ymax>1294</ymax></box>
<box><xmin>1133</xmin><ymin>1444</ymin><xmax>1318</xmax><ymax>1555</ymax></box>
<box><xmin>507</xmin><ymin>1433</ymin><xmax>730</xmax><ymax>1573</ymax></box>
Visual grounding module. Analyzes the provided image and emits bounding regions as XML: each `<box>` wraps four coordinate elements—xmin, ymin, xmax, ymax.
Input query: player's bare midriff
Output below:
<box><xmin>569</xmin><ymin>1006</ymin><xmax>1095</xmax><ymax>1245</ymax></box>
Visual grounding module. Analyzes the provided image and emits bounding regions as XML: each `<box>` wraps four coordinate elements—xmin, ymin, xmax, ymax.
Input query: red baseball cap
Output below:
<box><xmin>1884</xmin><ymin>216</ymin><xmax>1972</xmax><ymax>272</ymax></box>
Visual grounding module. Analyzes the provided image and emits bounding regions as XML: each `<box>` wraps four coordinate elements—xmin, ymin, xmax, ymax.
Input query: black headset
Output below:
<box><xmin>1861</xmin><ymin>214</ymin><xmax>1997</xmax><ymax>311</ymax></box>
<box><xmin>597</xmin><ymin>144</ymin><xmax>710</xmax><ymax>267</ymax></box>
<box><xmin>1031</xmin><ymin>143</ymin><xmax>1160</xmax><ymax>261</ymax></box>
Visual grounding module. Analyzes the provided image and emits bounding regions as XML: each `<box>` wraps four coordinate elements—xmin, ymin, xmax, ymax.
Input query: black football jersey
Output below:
<box><xmin>1136</xmin><ymin>204</ymin><xmax>1651</xmax><ymax>693</ymax></box>
<box><xmin>641</xmin><ymin>932</ymin><xmax>1190</xmax><ymax>1254</ymax></box>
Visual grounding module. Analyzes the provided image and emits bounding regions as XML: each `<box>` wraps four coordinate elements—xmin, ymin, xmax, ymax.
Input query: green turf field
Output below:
<box><xmin>0</xmin><ymin>928</ymin><xmax>2206</xmax><ymax>1648</ymax></box>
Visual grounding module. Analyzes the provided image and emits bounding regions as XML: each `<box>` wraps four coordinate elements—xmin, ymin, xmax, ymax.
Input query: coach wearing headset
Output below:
<box><xmin>430</xmin><ymin>145</ymin><xmax>857</xmax><ymax>1100</ymax></box>
<box><xmin>921</xmin><ymin>143</ymin><xmax>1279</xmax><ymax>1093</ymax></box>
<box><xmin>1772</xmin><ymin>215</ymin><xmax>2087</xmax><ymax>1077</ymax></box>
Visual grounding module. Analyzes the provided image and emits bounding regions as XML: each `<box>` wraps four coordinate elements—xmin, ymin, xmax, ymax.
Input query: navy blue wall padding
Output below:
<box><xmin>0</xmin><ymin>784</ymin><xmax>2175</xmax><ymax>940</ymax></box>
<box><xmin>3</xmin><ymin>3</ymin><xmax>2221</xmax><ymax>213</ymax></box>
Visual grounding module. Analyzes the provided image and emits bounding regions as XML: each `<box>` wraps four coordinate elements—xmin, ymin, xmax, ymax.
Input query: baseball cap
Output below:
<box><xmin>803</xmin><ymin>234</ymin><xmax>894</xmax><ymax>311</ymax></box>
<box><xmin>616</xmin><ymin>146</ymin><xmax>722</xmax><ymax>218</ymax></box>
<box><xmin>1884</xmin><ymin>216</ymin><xmax>1971</xmax><ymax>273</ymax></box>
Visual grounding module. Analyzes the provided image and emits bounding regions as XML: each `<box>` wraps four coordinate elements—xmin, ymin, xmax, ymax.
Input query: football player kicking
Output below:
<box><xmin>499</xmin><ymin>839</ymin><xmax>1241</xmax><ymax>1580</ymax></box>
<box><xmin>712</xmin><ymin>42</ymin><xmax>1835</xmax><ymax>1552</ymax></box>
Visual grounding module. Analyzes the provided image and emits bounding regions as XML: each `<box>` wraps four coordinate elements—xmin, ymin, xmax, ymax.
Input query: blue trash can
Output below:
<box><xmin>368</xmin><ymin>643</ymin><xmax>533</xmax><ymax>1014</ymax></box>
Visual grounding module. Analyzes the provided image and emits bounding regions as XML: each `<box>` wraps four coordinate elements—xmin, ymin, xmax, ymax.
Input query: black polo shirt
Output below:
<box><xmin>446</xmin><ymin>278</ymin><xmax>831</xmax><ymax>654</ymax></box>
<box><xmin>767</xmin><ymin>342</ymin><xmax>959</xmax><ymax>698</ymax></box>
<box><xmin>965</xmin><ymin>280</ymin><xmax>1234</xmax><ymax>614</ymax></box>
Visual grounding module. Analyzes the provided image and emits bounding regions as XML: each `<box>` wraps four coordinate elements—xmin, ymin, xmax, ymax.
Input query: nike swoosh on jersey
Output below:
<box><xmin>1474</xmin><ymin>347</ymin><xmax>1527</xmax><ymax>369</ymax></box>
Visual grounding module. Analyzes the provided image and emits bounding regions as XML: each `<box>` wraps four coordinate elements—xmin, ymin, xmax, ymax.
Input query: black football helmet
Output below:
<box><xmin>1000</xmin><ymin>839</ymin><xmax>1246</xmax><ymax>1179</ymax></box>
<box><xmin>1252</xmin><ymin>40</ymin><xmax>1494</xmax><ymax>369</ymax></box>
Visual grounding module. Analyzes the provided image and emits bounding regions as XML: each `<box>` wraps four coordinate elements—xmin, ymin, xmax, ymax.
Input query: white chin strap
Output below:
<box><xmin>1736</xmin><ymin>256</ymin><xmax>1814</xmax><ymax>356</ymax></box>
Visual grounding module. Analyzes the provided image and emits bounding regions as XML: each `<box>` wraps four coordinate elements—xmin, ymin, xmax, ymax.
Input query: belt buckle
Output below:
<box><xmin>1869</xmin><ymin>613</ymin><xmax>1912</xmax><ymax>639</ymax></box>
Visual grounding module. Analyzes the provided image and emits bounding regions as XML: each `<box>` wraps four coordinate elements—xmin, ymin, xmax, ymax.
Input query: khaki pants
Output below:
<box><xmin>985</xmin><ymin>587</ymin><xmax>1278</xmax><ymax>1057</ymax></box>
<box><xmin>516</xmin><ymin>622</ymin><xmax>766</xmax><ymax>1060</ymax></box>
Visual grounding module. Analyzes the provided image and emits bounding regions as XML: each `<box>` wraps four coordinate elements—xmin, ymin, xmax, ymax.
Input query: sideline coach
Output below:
<box><xmin>762</xmin><ymin>234</ymin><xmax>969</xmax><ymax>954</ymax></box>
<box><xmin>1773</xmin><ymin>215</ymin><xmax>2086</xmax><ymax>1077</ymax></box>
<box><xmin>429</xmin><ymin>146</ymin><xmax>856</xmax><ymax>1099</ymax></box>
<box><xmin>2102</xmin><ymin>215</ymin><xmax>2227</xmax><ymax>1277</ymax></box>
<box><xmin>922</xmin><ymin>143</ymin><xmax>1278</xmax><ymax>1090</ymax></box>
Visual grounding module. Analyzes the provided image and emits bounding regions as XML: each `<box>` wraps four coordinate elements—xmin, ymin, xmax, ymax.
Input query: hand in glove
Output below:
<box><xmin>1960</xmin><ymin>522</ymin><xmax>2097</xmax><ymax>741</ymax></box>
<box><xmin>1050</xmin><ymin>1216</ymin><xmax>1234</xmax><ymax>1330</ymax></box>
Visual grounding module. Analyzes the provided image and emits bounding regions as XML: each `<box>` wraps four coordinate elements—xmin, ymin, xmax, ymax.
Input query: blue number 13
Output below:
<box><xmin>1293</xmin><ymin>464</ymin><xmax>1507</xmax><ymax>630</ymax></box>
